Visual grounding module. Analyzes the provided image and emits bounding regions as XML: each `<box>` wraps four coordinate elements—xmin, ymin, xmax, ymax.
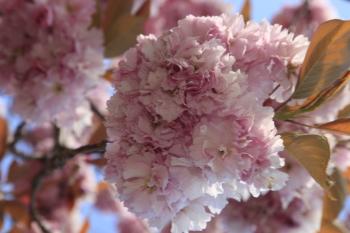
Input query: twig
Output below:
<box><xmin>69</xmin><ymin>140</ymin><xmax>107</xmax><ymax>157</ymax></box>
<box><xmin>29</xmin><ymin>168</ymin><xmax>50</xmax><ymax>233</ymax></box>
<box><xmin>274</xmin><ymin>94</ymin><xmax>294</xmax><ymax>112</ymax></box>
<box><xmin>7</xmin><ymin>122</ymin><xmax>39</xmax><ymax>160</ymax></box>
<box><xmin>285</xmin><ymin>119</ymin><xmax>318</xmax><ymax>130</ymax></box>
<box><xmin>12</xmin><ymin>121</ymin><xmax>25</xmax><ymax>143</ymax></box>
<box><xmin>52</xmin><ymin>124</ymin><xmax>60</xmax><ymax>146</ymax></box>
<box><xmin>89</xmin><ymin>101</ymin><xmax>105</xmax><ymax>121</ymax></box>
<box><xmin>28</xmin><ymin>140</ymin><xmax>107</xmax><ymax>233</ymax></box>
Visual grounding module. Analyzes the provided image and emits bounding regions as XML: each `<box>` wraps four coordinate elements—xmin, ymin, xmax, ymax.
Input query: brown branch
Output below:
<box><xmin>30</xmin><ymin>167</ymin><xmax>51</xmax><ymax>233</ymax></box>
<box><xmin>28</xmin><ymin>140</ymin><xmax>107</xmax><ymax>233</ymax></box>
<box><xmin>89</xmin><ymin>101</ymin><xmax>105</xmax><ymax>121</ymax></box>
<box><xmin>69</xmin><ymin>140</ymin><xmax>107</xmax><ymax>157</ymax></box>
<box><xmin>7</xmin><ymin>122</ymin><xmax>43</xmax><ymax>160</ymax></box>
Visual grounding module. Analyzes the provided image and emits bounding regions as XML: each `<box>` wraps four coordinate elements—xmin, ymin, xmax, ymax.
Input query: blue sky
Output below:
<box><xmin>228</xmin><ymin>0</ymin><xmax>350</xmax><ymax>20</ymax></box>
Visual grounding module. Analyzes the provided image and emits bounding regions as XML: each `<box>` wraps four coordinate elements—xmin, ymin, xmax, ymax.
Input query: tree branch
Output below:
<box><xmin>7</xmin><ymin>122</ymin><xmax>40</xmax><ymax>160</ymax></box>
<box><xmin>28</xmin><ymin>140</ymin><xmax>107</xmax><ymax>233</ymax></box>
<box><xmin>89</xmin><ymin>101</ymin><xmax>105</xmax><ymax>121</ymax></box>
<box><xmin>69</xmin><ymin>140</ymin><xmax>107</xmax><ymax>157</ymax></box>
<box><xmin>30</xmin><ymin>168</ymin><xmax>51</xmax><ymax>233</ymax></box>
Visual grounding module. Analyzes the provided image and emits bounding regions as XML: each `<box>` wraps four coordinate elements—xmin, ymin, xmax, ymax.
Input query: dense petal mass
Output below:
<box><xmin>0</xmin><ymin>0</ymin><xmax>104</xmax><ymax>126</ymax></box>
<box><xmin>105</xmin><ymin>15</ymin><xmax>292</xmax><ymax>233</ymax></box>
<box><xmin>230</xmin><ymin>21</ymin><xmax>309</xmax><ymax>102</ymax></box>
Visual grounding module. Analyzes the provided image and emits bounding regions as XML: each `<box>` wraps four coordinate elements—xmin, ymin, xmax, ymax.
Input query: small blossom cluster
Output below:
<box><xmin>8</xmin><ymin>157</ymin><xmax>96</xmax><ymax>233</ymax></box>
<box><xmin>0</xmin><ymin>0</ymin><xmax>104</xmax><ymax>126</ymax></box>
<box><xmin>215</xmin><ymin>157</ymin><xmax>323</xmax><ymax>233</ymax></box>
<box><xmin>94</xmin><ymin>183</ymin><xmax>151</xmax><ymax>233</ymax></box>
<box><xmin>144</xmin><ymin>0</ymin><xmax>232</xmax><ymax>35</ymax></box>
<box><xmin>272</xmin><ymin>0</ymin><xmax>336</xmax><ymax>38</ymax></box>
<box><xmin>104</xmin><ymin>14</ymin><xmax>310</xmax><ymax>232</ymax></box>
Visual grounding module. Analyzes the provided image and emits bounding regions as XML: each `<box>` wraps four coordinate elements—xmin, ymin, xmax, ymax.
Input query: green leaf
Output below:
<box><xmin>282</xmin><ymin>133</ymin><xmax>331</xmax><ymax>189</ymax></box>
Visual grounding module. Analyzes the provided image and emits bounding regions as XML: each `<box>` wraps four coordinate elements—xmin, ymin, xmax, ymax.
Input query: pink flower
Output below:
<box><xmin>94</xmin><ymin>183</ymin><xmax>151</xmax><ymax>233</ymax></box>
<box><xmin>9</xmin><ymin>157</ymin><xmax>96</xmax><ymax>226</ymax></box>
<box><xmin>331</xmin><ymin>146</ymin><xmax>350</xmax><ymax>172</ymax></box>
<box><xmin>0</xmin><ymin>0</ymin><xmax>104</xmax><ymax>126</ymax></box>
<box><xmin>230</xmin><ymin>21</ymin><xmax>309</xmax><ymax>102</ymax></box>
<box><xmin>144</xmin><ymin>0</ymin><xmax>232</xmax><ymax>36</ymax></box>
<box><xmin>105</xmin><ymin>15</ymin><xmax>288</xmax><ymax>233</ymax></box>
<box><xmin>215</xmin><ymin>158</ymin><xmax>323</xmax><ymax>233</ymax></box>
<box><xmin>272</xmin><ymin>0</ymin><xmax>337</xmax><ymax>38</ymax></box>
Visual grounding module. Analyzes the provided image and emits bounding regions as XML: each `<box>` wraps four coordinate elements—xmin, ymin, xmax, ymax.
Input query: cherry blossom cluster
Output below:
<box><xmin>214</xmin><ymin>157</ymin><xmax>323</xmax><ymax>233</ymax></box>
<box><xmin>144</xmin><ymin>0</ymin><xmax>231</xmax><ymax>35</ymax></box>
<box><xmin>105</xmin><ymin>14</ymin><xmax>309</xmax><ymax>232</ymax></box>
<box><xmin>94</xmin><ymin>183</ymin><xmax>151</xmax><ymax>233</ymax></box>
<box><xmin>272</xmin><ymin>0</ymin><xmax>336</xmax><ymax>38</ymax></box>
<box><xmin>9</xmin><ymin>157</ymin><xmax>96</xmax><ymax>233</ymax></box>
<box><xmin>0</xmin><ymin>0</ymin><xmax>104</xmax><ymax>126</ymax></box>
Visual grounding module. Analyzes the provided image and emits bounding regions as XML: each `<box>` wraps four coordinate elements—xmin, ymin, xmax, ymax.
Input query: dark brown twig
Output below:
<box><xmin>29</xmin><ymin>168</ymin><xmax>50</xmax><ymax>233</ymax></box>
<box><xmin>29</xmin><ymin>140</ymin><xmax>107</xmax><ymax>233</ymax></box>
<box><xmin>69</xmin><ymin>140</ymin><xmax>107</xmax><ymax>157</ymax></box>
<box><xmin>89</xmin><ymin>101</ymin><xmax>105</xmax><ymax>121</ymax></box>
<box><xmin>7</xmin><ymin>122</ymin><xmax>39</xmax><ymax>160</ymax></box>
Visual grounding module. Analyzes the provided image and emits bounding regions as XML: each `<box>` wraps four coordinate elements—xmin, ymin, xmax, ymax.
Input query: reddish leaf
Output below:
<box><xmin>276</xmin><ymin>72</ymin><xmax>350</xmax><ymax>120</ymax></box>
<box><xmin>319</xmin><ymin>223</ymin><xmax>344</xmax><ymax>233</ymax></box>
<box><xmin>89</xmin><ymin>119</ymin><xmax>107</xmax><ymax>145</ymax></box>
<box><xmin>295</xmin><ymin>20</ymin><xmax>350</xmax><ymax>99</ymax></box>
<box><xmin>0</xmin><ymin>117</ymin><xmax>8</xmax><ymax>160</ymax></box>
<box><xmin>86</xmin><ymin>157</ymin><xmax>107</xmax><ymax>167</ymax></box>
<box><xmin>240</xmin><ymin>0</ymin><xmax>251</xmax><ymax>22</ymax></box>
<box><xmin>103</xmin><ymin>68</ymin><xmax>114</xmax><ymax>83</ymax></box>
<box><xmin>102</xmin><ymin>0</ymin><xmax>150</xmax><ymax>57</ymax></box>
<box><xmin>282</xmin><ymin>133</ymin><xmax>331</xmax><ymax>190</ymax></box>
<box><xmin>0</xmin><ymin>211</ymin><xmax>3</xmax><ymax>230</ymax></box>
<box><xmin>79</xmin><ymin>218</ymin><xmax>90</xmax><ymax>233</ymax></box>
<box><xmin>97</xmin><ymin>181</ymin><xmax>110</xmax><ymax>192</ymax></box>
<box><xmin>344</xmin><ymin>168</ymin><xmax>350</xmax><ymax>192</ymax></box>
<box><xmin>317</xmin><ymin>118</ymin><xmax>350</xmax><ymax>134</ymax></box>
<box><xmin>337</xmin><ymin>103</ymin><xmax>350</xmax><ymax>118</ymax></box>
<box><xmin>0</xmin><ymin>200</ymin><xmax>30</xmax><ymax>225</ymax></box>
<box><xmin>319</xmin><ymin>169</ymin><xmax>347</xmax><ymax>233</ymax></box>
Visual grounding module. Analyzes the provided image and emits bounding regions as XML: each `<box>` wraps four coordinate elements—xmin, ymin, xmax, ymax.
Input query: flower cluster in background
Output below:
<box><xmin>0</xmin><ymin>0</ymin><xmax>104</xmax><ymax>126</ymax></box>
<box><xmin>0</xmin><ymin>0</ymin><xmax>350</xmax><ymax>233</ymax></box>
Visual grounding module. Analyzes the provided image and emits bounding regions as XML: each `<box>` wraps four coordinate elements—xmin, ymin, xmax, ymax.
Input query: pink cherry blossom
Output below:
<box><xmin>331</xmin><ymin>145</ymin><xmax>350</xmax><ymax>172</ymax></box>
<box><xmin>272</xmin><ymin>0</ymin><xmax>337</xmax><ymax>38</ymax></box>
<box><xmin>9</xmin><ymin>157</ymin><xmax>96</xmax><ymax>228</ymax></box>
<box><xmin>94</xmin><ymin>183</ymin><xmax>151</xmax><ymax>233</ymax></box>
<box><xmin>0</xmin><ymin>0</ymin><xmax>104</xmax><ymax>126</ymax></box>
<box><xmin>144</xmin><ymin>0</ymin><xmax>232</xmax><ymax>36</ymax></box>
<box><xmin>229</xmin><ymin>21</ymin><xmax>309</xmax><ymax>103</ymax></box>
<box><xmin>105</xmin><ymin>15</ymin><xmax>289</xmax><ymax>233</ymax></box>
<box><xmin>215</xmin><ymin>157</ymin><xmax>323</xmax><ymax>233</ymax></box>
